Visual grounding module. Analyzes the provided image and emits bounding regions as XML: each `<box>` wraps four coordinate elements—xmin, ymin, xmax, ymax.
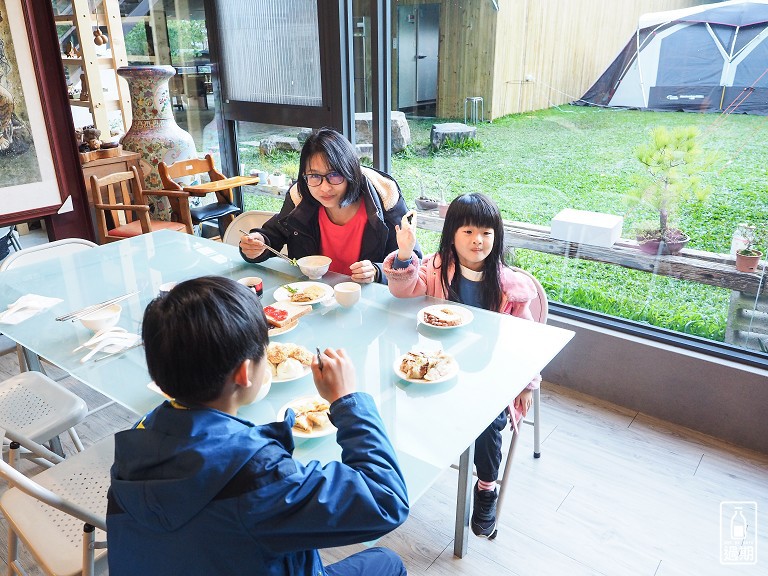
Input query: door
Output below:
<box><xmin>397</xmin><ymin>3</ymin><xmax>439</xmax><ymax>109</ymax></box>
<box><xmin>415</xmin><ymin>4</ymin><xmax>439</xmax><ymax>103</ymax></box>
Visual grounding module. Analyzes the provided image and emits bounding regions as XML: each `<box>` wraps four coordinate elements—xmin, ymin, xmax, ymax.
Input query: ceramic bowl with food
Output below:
<box><xmin>297</xmin><ymin>256</ymin><xmax>332</xmax><ymax>280</ymax></box>
<box><xmin>79</xmin><ymin>303</ymin><xmax>122</xmax><ymax>332</ymax></box>
<box><xmin>334</xmin><ymin>281</ymin><xmax>361</xmax><ymax>307</ymax></box>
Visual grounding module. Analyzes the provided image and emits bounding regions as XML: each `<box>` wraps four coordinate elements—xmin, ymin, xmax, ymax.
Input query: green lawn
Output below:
<box><xmin>243</xmin><ymin>106</ymin><xmax>768</xmax><ymax>343</ymax></box>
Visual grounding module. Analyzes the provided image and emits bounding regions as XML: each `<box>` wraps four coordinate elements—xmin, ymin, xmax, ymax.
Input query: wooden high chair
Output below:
<box><xmin>88</xmin><ymin>167</ymin><xmax>193</xmax><ymax>244</ymax></box>
<box><xmin>159</xmin><ymin>154</ymin><xmax>257</xmax><ymax>238</ymax></box>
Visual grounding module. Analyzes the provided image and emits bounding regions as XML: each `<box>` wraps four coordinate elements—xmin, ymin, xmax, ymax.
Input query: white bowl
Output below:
<box><xmin>297</xmin><ymin>256</ymin><xmax>332</xmax><ymax>280</ymax></box>
<box><xmin>158</xmin><ymin>281</ymin><xmax>177</xmax><ymax>294</ymax></box>
<box><xmin>80</xmin><ymin>304</ymin><xmax>122</xmax><ymax>332</ymax></box>
<box><xmin>334</xmin><ymin>281</ymin><xmax>361</xmax><ymax>307</ymax></box>
<box><xmin>249</xmin><ymin>370</ymin><xmax>272</xmax><ymax>404</ymax></box>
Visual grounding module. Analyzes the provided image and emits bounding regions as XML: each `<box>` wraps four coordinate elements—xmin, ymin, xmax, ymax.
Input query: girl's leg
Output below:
<box><xmin>474</xmin><ymin>410</ymin><xmax>507</xmax><ymax>482</ymax></box>
<box><xmin>325</xmin><ymin>547</ymin><xmax>406</xmax><ymax>576</ymax></box>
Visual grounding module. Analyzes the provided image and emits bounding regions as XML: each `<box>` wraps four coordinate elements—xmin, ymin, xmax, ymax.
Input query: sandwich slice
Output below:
<box><xmin>423</xmin><ymin>307</ymin><xmax>463</xmax><ymax>327</ymax></box>
<box><xmin>263</xmin><ymin>302</ymin><xmax>311</xmax><ymax>328</ymax></box>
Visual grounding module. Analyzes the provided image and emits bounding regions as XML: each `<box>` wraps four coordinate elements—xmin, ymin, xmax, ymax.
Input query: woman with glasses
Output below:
<box><xmin>239</xmin><ymin>128</ymin><xmax>421</xmax><ymax>283</ymax></box>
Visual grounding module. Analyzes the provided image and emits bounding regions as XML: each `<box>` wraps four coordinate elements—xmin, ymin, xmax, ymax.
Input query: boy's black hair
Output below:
<box><xmin>297</xmin><ymin>128</ymin><xmax>365</xmax><ymax>208</ymax></box>
<box><xmin>142</xmin><ymin>276</ymin><xmax>269</xmax><ymax>404</ymax></box>
<box><xmin>436</xmin><ymin>193</ymin><xmax>505</xmax><ymax>311</ymax></box>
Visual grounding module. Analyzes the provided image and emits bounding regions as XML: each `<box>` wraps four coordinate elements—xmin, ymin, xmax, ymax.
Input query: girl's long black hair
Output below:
<box><xmin>436</xmin><ymin>193</ymin><xmax>505</xmax><ymax>311</ymax></box>
<box><xmin>297</xmin><ymin>128</ymin><xmax>365</xmax><ymax>208</ymax></box>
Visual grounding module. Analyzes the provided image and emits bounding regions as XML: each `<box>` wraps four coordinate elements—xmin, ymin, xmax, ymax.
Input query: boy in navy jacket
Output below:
<box><xmin>107</xmin><ymin>276</ymin><xmax>409</xmax><ymax>575</ymax></box>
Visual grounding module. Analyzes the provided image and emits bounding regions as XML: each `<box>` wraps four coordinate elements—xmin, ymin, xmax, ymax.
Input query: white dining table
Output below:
<box><xmin>0</xmin><ymin>230</ymin><xmax>574</xmax><ymax>557</ymax></box>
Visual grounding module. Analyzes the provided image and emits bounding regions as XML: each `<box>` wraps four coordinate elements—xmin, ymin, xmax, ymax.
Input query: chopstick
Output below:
<box><xmin>55</xmin><ymin>291</ymin><xmax>138</xmax><ymax>322</ymax></box>
<box><xmin>316</xmin><ymin>347</ymin><xmax>324</xmax><ymax>371</ymax></box>
<box><xmin>239</xmin><ymin>230</ymin><xmax>298</xmax><ymax>266</ymax></box>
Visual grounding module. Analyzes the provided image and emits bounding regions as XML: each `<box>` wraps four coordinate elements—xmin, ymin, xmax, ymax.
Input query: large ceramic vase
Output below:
<box><xmin>117</xmin><ymin>65</ymin><xmax>197</xmax><ymax>220</ymax></box>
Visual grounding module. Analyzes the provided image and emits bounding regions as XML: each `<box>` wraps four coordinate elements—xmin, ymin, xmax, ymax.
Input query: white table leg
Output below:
<box><xmin>454</xmin><ymin>443</ymin><xmax>474</xmax><ymax>557</ymax></box>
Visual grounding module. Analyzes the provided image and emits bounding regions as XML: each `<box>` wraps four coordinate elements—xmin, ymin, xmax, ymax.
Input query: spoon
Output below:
<box><xmin>80</xmin><ymin>335</ymin><xmax>139</xmax><ymax>363</ymax></box>
<box><xmin>73</xmin><ymin>327</ymin><xmax>129</xmax><ymax>352</ymax></box>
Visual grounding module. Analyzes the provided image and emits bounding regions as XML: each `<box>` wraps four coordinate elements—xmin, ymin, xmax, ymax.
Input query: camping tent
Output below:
<box><xmin>580</xmin><ymin>1</ymin><xmax>768</xmax><ymax>114</ymax></box>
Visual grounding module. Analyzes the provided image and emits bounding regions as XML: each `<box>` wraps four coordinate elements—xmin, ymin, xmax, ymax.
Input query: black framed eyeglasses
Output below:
<box><xmin>303</xmin><ymin>172</ymin><xmax>346</xmax><ymax>186</ymax></box>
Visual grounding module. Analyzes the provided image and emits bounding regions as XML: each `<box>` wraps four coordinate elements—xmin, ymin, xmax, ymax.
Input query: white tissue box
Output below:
<box><xmin>550</xmin><ymin>209</ymin><xmax>623</xmax><ymax>248</ymax></box>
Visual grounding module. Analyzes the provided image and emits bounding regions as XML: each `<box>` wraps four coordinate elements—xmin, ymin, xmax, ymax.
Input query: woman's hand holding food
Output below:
<box><xmin>239</xmin><ymin>231</ymin><xmax>267</xmax><ymax>259</ymax></box>
<box><xmin>395</xmin><ymin>211</ymin><xmax>417</xmax><ymax>261</ymax></box>
<box><xmin>349</xmin><ymin>260</ymin><xmax>377</xmax><ymax>284</ymax></box>
<box><xmin>312</xmin><ymin>348</ymin><xmax>356</xmax><ymax>404</ymax></box>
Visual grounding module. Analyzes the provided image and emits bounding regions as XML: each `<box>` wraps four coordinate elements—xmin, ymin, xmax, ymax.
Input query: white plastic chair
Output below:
<box><xmin>0</xmin><ymin>239</ymin><xmax>96</xmax><ymax>459</ymax></box>
<box><xmin>495</xmin><ymin>268</ymin><xmax>548</xmax><ymax>527</ymax></box>
<box><xmin>0</xmin><ymin>238</ymin><xmax>97</xmax><ymax>272</ymax></box>
<box><xmin>0</xmin><ymin>435</ymin><xmax>112</xmax><ymax>576</ymax></box>
<box><xmin>0</xmin><ymin>372</ymin><xmax>88</xmax><ymax>467</ymax></box>
<box><xmin>222</xmin><ymin>210</ymin><xmax>278</xmax><ymax>247</ymax></box>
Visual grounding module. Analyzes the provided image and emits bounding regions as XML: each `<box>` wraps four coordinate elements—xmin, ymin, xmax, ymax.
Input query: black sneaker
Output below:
<box><xmin>471</xmin><ymin>483</ymin><xmax>498</xmax><ymax>538</ymax></box>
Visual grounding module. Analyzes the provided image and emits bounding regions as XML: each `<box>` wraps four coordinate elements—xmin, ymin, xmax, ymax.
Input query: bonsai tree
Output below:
<box><xmin>735</xmin><ymin>223</ymin><xmax>766</xmax><ymax>272</ymax></box>
<box><xmin>626</xmin><ymin>126</ymin><xmax>716</xmax><ymax>253</ymax></box>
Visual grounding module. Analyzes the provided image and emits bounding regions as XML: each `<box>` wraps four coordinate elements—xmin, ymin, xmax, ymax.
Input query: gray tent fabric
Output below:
<box><xmin>579</xmin><ymin>0</ymin><xmax>768</xmax><ymax>115</ymax></box>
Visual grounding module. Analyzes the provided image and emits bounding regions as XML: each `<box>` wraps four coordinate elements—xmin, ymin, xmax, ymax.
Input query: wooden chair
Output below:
<box><xmin>158</xmin><ymin>154</ymin><xmax>241</xmax><ymax>238</ymax></box>
<box><xmin>88</xmin><ymin>166</ymin><xmax>193</xmax><ymax>244</ymax></box>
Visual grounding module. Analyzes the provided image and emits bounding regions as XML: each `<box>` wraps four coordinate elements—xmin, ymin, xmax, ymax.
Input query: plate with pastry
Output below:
<box><xmin>394</xmin><ymin>349</ymin><xmax>459</xmax><ymax>384</ymax></box>
<box><xmin>264</xmin><ymin>302</ymin><xmax>311</xmax><ymax>337</ymax></box>
<box><xmin>267</xmin><ymin>342</ymin><xmax>313</xmax><ymax>382</ymax></box>
<box><xmin>417</xmin><ymin>304</ymin><xmax>473</xmax><ymax>329</ymax></box>
<box><xmin>273</xmin><ymin>282</ymin><xmax>333</xmax><ymax>305</ymax></box>
<box><xmin>278</xmin><ymin>395</ymin><xmax>336</xmax><ymax>438</ymax></box>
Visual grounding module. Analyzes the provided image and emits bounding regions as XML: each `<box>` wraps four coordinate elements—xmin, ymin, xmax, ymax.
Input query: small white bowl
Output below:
<box><xmin>297</xmin><ymin>255</ymin><xmax>332</xmax><ymax>280</ymax></box>
<box><xmin>334</xmin><ymin>282</ymin><xmax>361</xmax><ymax>308</ymax></box>
<box><xmin>80</xmin><ymin>303</ymin><xmax>122</xmax><ymax>332</ymax></box>
<box><xmin>249</xmin><ymin>370</ymin><xmax>272</xmax><ymax>404</ymax></box>
<box><xmin>158</xmin><ymin>281</ymin><xmax>177</xmax><ymax>294</ymax></box>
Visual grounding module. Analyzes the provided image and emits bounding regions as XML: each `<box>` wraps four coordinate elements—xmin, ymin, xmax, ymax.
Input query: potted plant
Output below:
<box><xmin>625</xmin><ymin>126</ymin><xmax>715</xmax><ymax>255</ymax></box>
<box><xmin>735</xmin><ymin>224</ymin><xmax>765</xmax><ymax>273</ymax></box>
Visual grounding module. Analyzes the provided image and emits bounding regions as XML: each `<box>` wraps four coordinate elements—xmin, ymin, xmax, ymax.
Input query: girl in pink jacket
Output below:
<box><xmin>383</xmin><ymin>192</ymin><xmax>539</xmax><ymax>539</ymax></box>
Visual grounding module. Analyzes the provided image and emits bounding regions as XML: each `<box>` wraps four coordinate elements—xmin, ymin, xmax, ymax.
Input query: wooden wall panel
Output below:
<box><xmin>389</xmin><ymin>0</ymin><xmax>705</xmax><ymax>120</ymax></box>
<box><xmin>496</xmin><ymin>0</ymin><xmax>704</xmax><ymax>118</ymax></box>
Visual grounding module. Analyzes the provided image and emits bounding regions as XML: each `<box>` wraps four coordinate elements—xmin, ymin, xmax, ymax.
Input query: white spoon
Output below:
<box><xmin>73</xmin><ymin>327</ymin><xmax>129</xmax><ymax>352</ymax></box>
<box><xmin>80</xmin><ymin>335</ymin><xmax>137</xmax><ymax>363</ymax></box>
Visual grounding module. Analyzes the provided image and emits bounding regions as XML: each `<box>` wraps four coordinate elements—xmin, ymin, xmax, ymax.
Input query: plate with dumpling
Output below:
<box><xmin>267</xmin><ymin>342</ymin><xmax>313</xmax><ymax>382</ymax></box>
<box><xmin>278</xmin><ymin>395</ymin><xmax>336</xmax><ymax>438</ymax></box>
<box><xmin>273</xmin><ymin>282</ymin><xmax>333</xmax><ymax>305</ymax></box>
<box><xmin>394</xmin><ymin>349</ymin><xmax>459</xmax><ymax>384</ymax></box>
<box><xmin>417</xmin><ymin>304</ymin><xmax>474</xmax><ymax>329</ymax></box>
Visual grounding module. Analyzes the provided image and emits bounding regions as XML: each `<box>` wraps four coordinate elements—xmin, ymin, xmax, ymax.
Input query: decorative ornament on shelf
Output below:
<box><xmin>117</xmin><ymin>65</ymin><xmax>198</xmax><ymax>220</ymax></box>
<box><xmin>93</xmin><ymin>28</ymin><xmax>108</xmax><ymax>46</ymax></box>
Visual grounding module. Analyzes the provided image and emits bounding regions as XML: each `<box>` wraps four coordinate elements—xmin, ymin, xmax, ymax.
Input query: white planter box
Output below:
<box><xmin>550</xmin><ymin>209</ymin><xmax>623</xmax><ymax>248</ymax></box>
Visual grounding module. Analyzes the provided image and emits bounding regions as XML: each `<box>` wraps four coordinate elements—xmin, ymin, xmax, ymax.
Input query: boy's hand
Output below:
<box><xmin>514</xmin><ymin>389</ymin><xmax>533</xmax><ymax>417</ymax></box>
<box><xmin>240</xmin><ymin>231</ymin><xmax>267</xmax><ymax>259</ymax></box>
<box><xmin>312</xmin><ymin>348</ymin><xmax>356</xmax><ymax>404</ymax></box>
<box><xmin>395</xmin><ymin>211</ymin><xmax>417</xmax><ymax>261</ymax></box>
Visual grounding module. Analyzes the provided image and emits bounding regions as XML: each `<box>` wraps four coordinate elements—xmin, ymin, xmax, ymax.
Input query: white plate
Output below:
<box><xmin>268</xmin><ymin>319</ymin><xmax>299</xmax><ymax>337</ymax></box>
<box><xmin>273</xmin><ymin>282</ymin><xmax>333</xmax><ymax>305</ymax></box>
<box><xmin>271</xmin><ymin>363</ymin><xmax>311</xmax><ymax>383</ymax></box>
<box><xmin>417</xmin><ymin>304</ymin><xmax>474</xmax><ymax>329</ymax></box>
<box><xmin>393</xmin><ymin>351</ymin><xmax>459</xmax><ymax>384</ymax></box>
<box><xmin>278</xmin><ymin>395</ymin><xmax>336</xmax><ymax>438</ymax></box>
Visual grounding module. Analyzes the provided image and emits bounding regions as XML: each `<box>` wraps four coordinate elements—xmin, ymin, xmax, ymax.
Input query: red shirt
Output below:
<box><xmin>318</xmin><ymin>202</ymin><xmax>367</xmax><ymax>275</ymax></box>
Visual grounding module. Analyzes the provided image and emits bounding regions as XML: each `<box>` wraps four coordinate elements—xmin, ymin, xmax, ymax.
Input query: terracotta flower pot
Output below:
<box><xmin>735</xmin><ymin>251</ymin><xmax>762</xmax><ymax>273</ymax></box>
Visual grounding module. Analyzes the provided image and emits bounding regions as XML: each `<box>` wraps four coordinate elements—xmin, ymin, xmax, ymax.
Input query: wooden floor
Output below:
<box><xmin>0</xmin><ymin>341</ymin><xmax>766</xmax><ymax>575</ymax></box>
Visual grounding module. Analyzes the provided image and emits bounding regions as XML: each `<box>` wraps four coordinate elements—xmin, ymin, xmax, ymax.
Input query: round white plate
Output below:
<box><xmin>278</xmin><ymin>395</ymin><xmax>336</xmax><ymax>438</ymax></box>
<box><xmin>393</xmin><ymin>352</ymin><xmax>459</xmax><ymax>384</ymax></box>
<box><xmin>268</xmin><ymin>319</ymin><xmax>299</xmax><ymax>337</ymax></box>
<box><xmin>417</xmin><ymin>304</ymin><xmax>474</xmax><ymax>329</ymax></box>
<box><xmin>273</xmin><ymin>282</ymin><xmax>333</xmax><ymax>305</ymax></box>
<box><xmin>271</xmin><ymin>363</ymin><xmax>311</xmax><ymax>383</ymax></box>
